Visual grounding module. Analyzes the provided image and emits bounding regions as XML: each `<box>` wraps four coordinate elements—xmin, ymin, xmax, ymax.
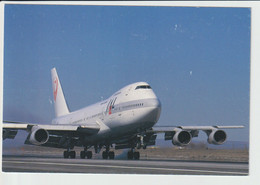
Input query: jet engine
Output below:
<box><xmin>172</xmin><ymin>130</ymin><xmax>192</xmax><ymax>146</ymax></box>
<box><xmin>207</xmin><ymin>129</ymin><xmax>227</xmax><ymax>145</ymax></box>
<box><xmin>29</xmin><ymin>126</ymin><xmax>49</xmax><ymax>145</ymax></box>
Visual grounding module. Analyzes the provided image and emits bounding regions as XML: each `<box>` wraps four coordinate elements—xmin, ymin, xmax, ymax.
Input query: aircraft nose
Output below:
<box><xmin>147</xmin><ymin>98</ymin><xmax>161</xmax><ymax>123</ymax></box>
<box><xmin>154</xmin><ymin>98</ymin><xmax>161</xmax><ymax>122</ymax></box>
<box><xmin>154</xmin><ymin>98</ymin><xmax>161</xmax><ymax>109</ymax></box>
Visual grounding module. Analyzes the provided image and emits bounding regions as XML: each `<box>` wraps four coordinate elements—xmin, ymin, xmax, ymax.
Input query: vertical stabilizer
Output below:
<box><xmin>51</xmin><ymin>68</ymin><xmax>70</xmax><ymax>117</ymax></box>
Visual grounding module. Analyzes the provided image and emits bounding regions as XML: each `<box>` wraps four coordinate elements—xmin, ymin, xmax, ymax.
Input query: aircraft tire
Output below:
<box><xmin>86</xmin><ymin>151</ymin><xmax>92</xmax><ymax>159</ymax></box>
<box><xmin>133</xmin><ymin>152</ymin><xmax>140</xmax><ymax>160</ymax></box>
<box><xmin>64</xmin><ymin>151</ymin><xmax>69</xmax><ymax>159</ymax></box>
<box><xmin>108</xmin><ymin>151</ymin><xmax>115</xmax><ymax>159</ymax></box>
<box><xmin>127</xmin><ymin>151</ymin><xmax>133</xmax><ymax>160</ymax></box>
<box><xmin>69</xmin><ymin>151</ymin><xmax>76</xmax><ymax>159</ymax></box>
<box><xmin>136</xmin><ymin>143</ymin><xmax>141</xmax><ymax>149</ymax></box>
<box><xmin>80</xmin><ymin>151</ymin><xmax>86</xmax><ymax>159</ymax></box>
<box><xmin>102</xmin><ymin>151</ymin><xmax>108</xmax><ymax>159</ymax></box>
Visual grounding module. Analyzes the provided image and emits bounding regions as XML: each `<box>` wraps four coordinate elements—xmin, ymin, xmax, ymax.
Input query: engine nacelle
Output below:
<box><xmin>29</xmin><ymin>126</ymin><xmax>49</xmax><ymax>145</ymax></box>
<box><xmin>172</xmin><ymin>130</ymin><xmax>192</xmax><ymax>146</ymax></box>
<box><xmin>207</xmin><ymin>129</ymin><xmax>227</xmax><ymax>145</ymax></box>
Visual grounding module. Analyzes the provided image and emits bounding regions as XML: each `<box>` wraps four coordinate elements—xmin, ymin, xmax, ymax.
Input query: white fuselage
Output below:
<box><xmin>51</xmin><ymin>82</ymin><xmax>161</xmax><ymax>145</ymax></box>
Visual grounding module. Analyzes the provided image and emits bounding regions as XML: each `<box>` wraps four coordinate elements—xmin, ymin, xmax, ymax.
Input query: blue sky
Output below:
<box><xmin>3</xmin><ymin>5</ymin><xmax>250</xmax><ymax>142</ymax></box>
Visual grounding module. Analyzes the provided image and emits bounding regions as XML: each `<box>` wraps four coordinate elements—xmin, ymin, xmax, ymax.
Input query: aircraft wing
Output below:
<box><xmin>148</xmin><ymin>125</ymin><xmax>244</xmax><ymax>133</ymax></box>
<box><xmin>143</xmin><ymin>125</ymin><xmax>244</xmax><ymax>146</ymax></box>
<box><xmin>3</xmin><ymin>121</ymin><xmax>100</xmax><ymax>148</ymax></box>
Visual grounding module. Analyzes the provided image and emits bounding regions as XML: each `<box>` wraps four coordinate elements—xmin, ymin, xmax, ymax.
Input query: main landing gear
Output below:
<box><xmin>127</xmin><ymin>150</ymin><xmax>140</xmax><ymax>160</ymax></box>
<box><xmin>63</xmin><ymin>150</ymin><xmax>76</xmax><ymax>159</ymax></box>
<box><xmin>102</xmin><ymin>145</ymin><xmax>115</xmax><ymax>159</ymax></box>
<box><xmin>102</xmin><ymin>151</ymin><xmax>115</xmax><ymax>159</ymax></box>
<box><xmin>63</xmin><ymin>137</ymin><xmax>76</xmax><ymax>159</ymax></box>
<box><xmin>80</xmin><ymin>148</ymin><xmax>93</xmax><ymax>159</ymax></box>
<box><xmin>63</xmin><ymin>149</ymin><xmax>93</xmax><ymax>159</ymax></box>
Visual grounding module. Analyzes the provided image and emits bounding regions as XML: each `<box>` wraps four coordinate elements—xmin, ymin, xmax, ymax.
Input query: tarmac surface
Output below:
<box><xmin>2</xmin><ymin>155</ymin><xmax>249</xmax><ymax>175</ymax></box>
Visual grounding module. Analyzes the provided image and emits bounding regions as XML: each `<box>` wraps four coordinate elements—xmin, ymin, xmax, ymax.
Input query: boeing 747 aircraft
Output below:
<box><xmin>3</xmin><ymin>68</ymin><xmax>244</xmax><ymax>159</ymax></box>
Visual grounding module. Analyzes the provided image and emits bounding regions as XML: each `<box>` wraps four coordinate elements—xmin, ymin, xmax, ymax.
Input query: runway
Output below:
<box><xmin>2</xmin><ymin>155</ymin><xmax>248</xmax><ymax>175</ymax></box>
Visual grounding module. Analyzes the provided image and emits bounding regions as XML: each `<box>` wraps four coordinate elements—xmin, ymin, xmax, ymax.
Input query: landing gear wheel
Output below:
<box><xmin>64</xmin><ymin>151</ymin><xmax>69</xmax><ymax>159</ymax></box>
<box><xmin>69</xmin><ymin>151</ymin><xmax>76</xmax><ymax>159</ymax></box>
<box><xmin>80</xmin><ymin>151</ymin><xmax>86</xmax><ymax>159</ymax></box>
<box><xmin>86</xmin><ymin>151</ymin><xmax>93</xmax><ymax>159</ymax></box>
<box><xmin>127</xmin><ymin>151</ymin><xmax>134</xmax><ymax>160</ymax></box>
<box><xmin>133</xmin><ymin>152</ymin><xmax>140</xmax><ymax>160</ymax></box>
<box><xmin>102</xmin><ymin>151</ymin><xmax>108</xmax><ymax>159</ymax></box>
<box><xmin>136</xmin><ymin>142</ymin><xmax>141</xmax><ymax>149</ymax></box>
<box><xmin>108</xmin><ymin>151</ymin><xmax>115</xmax><ymax>159</ymax></box>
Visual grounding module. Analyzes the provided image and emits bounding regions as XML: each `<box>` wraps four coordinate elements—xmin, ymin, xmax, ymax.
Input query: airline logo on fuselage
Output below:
<box><xmin>109</xmin><ymin>105</ymin><xmax>112</xmax><ymax>115</ymax></box>
<box><xmin>107</xmin><ymin>98</ymin><xmax>117</xmax><ymax>115</ymax></box>
<box><xmin>53</xmin><ymin>77</ymin><xmax>58</xmax><ymax>102</ymax></box>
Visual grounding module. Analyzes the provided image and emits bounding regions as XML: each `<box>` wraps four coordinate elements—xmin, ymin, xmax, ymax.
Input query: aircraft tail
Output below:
<box><xmin>51</xmin><ymin>68</ymin><xmax>70</xmax><ymax>117</ymax></box>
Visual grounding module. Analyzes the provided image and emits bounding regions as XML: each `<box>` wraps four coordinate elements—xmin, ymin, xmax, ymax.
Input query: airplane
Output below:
<box><xmin>3</xmin><ymin>68</ymin><xmax>244</xmax><ymax>160</ymax></box>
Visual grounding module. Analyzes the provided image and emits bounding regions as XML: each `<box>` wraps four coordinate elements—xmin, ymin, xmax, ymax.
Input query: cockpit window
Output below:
<box><xmin>135</xmin><ymin>85</ymin><xmax>152</xmax><ymax>90</ymax></box>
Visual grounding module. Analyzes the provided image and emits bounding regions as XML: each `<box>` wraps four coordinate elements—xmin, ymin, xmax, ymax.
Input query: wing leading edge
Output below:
<box><xmin>149</xmin><ymin>125</ymin><xmax>244</xmax><ymax>133</ymax></box>
<box><xmin>3</xmin><ymin>121</ymin><xmax>244</xmax><ymax>151</ymax></box>
<box><xmin>145</xmin><ymin>125</ymin><xmax>244</xmax><ymax>146</ymax></box>
<box><xmin>3</xmin><ymin>121</ymin><xmax>100</xmax><ymax>148</ymax></box>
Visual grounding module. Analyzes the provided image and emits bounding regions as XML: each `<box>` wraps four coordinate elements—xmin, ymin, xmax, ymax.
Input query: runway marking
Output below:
<box><xmin>3</xmin><ymin>160</ymin><xmax>248</xmax><ymax>175</ymax></box>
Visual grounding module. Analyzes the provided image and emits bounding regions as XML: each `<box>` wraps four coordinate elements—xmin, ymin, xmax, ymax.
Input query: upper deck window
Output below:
<box><xmin>135</xmin><ymin>85</ymin><xmax>152</xmax><ymax>90</ymax></box>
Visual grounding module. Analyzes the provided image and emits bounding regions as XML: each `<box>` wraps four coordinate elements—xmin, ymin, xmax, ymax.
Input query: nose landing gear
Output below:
<box><xmin>136</xmin><ymin>135</ymin><xmax>147</xmax><ymax>150</ymax></box>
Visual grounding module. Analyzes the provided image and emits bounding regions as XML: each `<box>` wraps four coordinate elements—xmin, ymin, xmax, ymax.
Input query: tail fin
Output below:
<box><xmin>51</xmin><ymin>68</ymin><xmax>70</xmax><ymax>117</ymax></box>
